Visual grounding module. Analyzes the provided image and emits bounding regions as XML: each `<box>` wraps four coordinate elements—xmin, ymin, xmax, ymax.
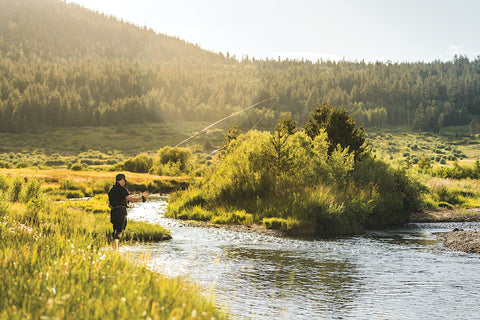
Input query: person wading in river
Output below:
<box><xmin>108</xmin><ymin>173</ymin><xmax>148</xmax><ymax>251</ymax></box>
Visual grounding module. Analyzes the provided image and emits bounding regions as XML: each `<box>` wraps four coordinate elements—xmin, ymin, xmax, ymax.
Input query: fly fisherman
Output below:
<box><xmin>108</xmin><ymin>173</ymin><xmax>148</xmax><ymax>251</ymax></box>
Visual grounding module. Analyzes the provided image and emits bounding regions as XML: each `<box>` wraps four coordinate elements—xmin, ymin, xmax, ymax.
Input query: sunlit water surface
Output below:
<box><xmin>122</xmin><ymin>196</ymin><xmax>480</xmax><ymax>320</ymax></box>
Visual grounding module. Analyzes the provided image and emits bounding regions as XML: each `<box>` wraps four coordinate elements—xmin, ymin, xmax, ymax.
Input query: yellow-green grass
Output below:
<box><xmin>418</xmin><ymin>175</ymin><xmax>480</xmax><ymax>208</ymax></box>
<box><xmin>0</xmin><ymin>168</ymin><xmax>190</xmax><ymax>199</ymax></box>
<box><xmin>0</xmin><ymin>176</ymin><xmax>228</xmax><ymax>319</ymax></box>
<box><xmin>366</xmin><ymin>126</ymin><xmax>480</xmax><ymax>167</ymax></box>
<box><xmin>167</xmin><ymin>204</ymin><xmax>255</xmax><ymax>226</ymax></box>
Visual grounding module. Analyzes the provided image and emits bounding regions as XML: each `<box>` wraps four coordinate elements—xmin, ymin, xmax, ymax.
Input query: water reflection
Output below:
<box><xmin>124</xmin><ymin>199</ymin><xmax>480</xmax><ymax>320</ymax></box>
<box><xmin>220</xmin><ymin>247</ymin><xmax>362</xmax><ymax>318</ymax></box>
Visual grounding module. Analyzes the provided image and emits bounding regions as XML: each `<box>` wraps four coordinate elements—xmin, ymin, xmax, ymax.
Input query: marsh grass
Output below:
<box><xmin>0</xmin><ymin>174</ymin><xmax>227</xmax><ymax>319</ymax></box>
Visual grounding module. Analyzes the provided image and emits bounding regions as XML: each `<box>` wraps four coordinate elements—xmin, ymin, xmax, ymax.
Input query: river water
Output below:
<box><xmin>122</xmin><ymin>196</ymin><xmax>480</xmax><ymax>320</ymax></box>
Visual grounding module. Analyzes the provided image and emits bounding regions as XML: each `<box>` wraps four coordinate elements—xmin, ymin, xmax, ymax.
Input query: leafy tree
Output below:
<box><xmin>304</xmin><ymin>104</ymin><xmax>367</xmax><ymax>161</ymax></box>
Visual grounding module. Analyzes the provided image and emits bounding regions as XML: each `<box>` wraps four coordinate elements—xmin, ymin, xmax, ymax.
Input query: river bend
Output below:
<box><xmin>122</xmin><ymin>196</ymin><xmax>480</xmax><ymax>320</ymax></box>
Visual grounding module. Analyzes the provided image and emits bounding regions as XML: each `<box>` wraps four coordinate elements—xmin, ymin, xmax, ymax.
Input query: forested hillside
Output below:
<box><xmin>1</xmin><ymin>0</ymin><xmax>480</xmax><ymax>133</ymax></box>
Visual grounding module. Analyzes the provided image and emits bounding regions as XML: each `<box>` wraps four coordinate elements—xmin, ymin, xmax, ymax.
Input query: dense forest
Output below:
<box><xmin>1</xmin><ymin>0</ymin><xmax>480</xmax><ymax>133</ymax></box>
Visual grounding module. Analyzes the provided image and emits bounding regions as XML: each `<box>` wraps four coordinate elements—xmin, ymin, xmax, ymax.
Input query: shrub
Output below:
<box><xmin>433</xmin><ymin>186</ymin><xmax>461</xmax><ymax>205</ymax></box>
<box><xmin>124</xmin><ymin>154</ymin><xmax>153</xmax><ymax>173</ymax></box>
<box><xmin>60</xmin><ymin>178</ymin><xmax>77</xmax><ymax>190</ymax></box>
<box><xmin>93</xmin><ymin>180</ymin><xmax>112</xmax><ymax>194</ymax></box>
<box><xmin>65</xmin><ymin>190</ymin><xmax>85</xmax><ymax>199</ymax></box>
<box><xmin>157</xmin><ymin>146</ymin><xmax>192</xmax><ymax>170</ymax></box>
<box><xmin>71</xmin><ymin>162</ymin><xmax>83</xmax><ymax>171</ymax></box>
<box><xmin>16</xmin><ymin>161</ymin><xmax>29</xmax><ymax>168</ymax></box>
<box><xmin>0</xmin><ymin>161</ymin><xmax>12</xmax><ymax>168</ymax></box>
<box><xmin>263</xmin><ymin>217</ymin><xmax>286</xmax><ymax>230</ymax></box>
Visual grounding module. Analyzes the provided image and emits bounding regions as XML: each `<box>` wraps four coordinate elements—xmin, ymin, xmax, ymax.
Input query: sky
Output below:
<box><xmin>66</xmin><ymin>0</ymin><xmax>480</xmax><ymax>63</ymax></box>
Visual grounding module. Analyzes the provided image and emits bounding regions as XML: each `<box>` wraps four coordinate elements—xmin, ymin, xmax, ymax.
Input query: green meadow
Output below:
<box><xmin>0</xmin><ymin>122</ymin><xmax>226</xmax><ymax>156</ymax></box>
<box><xmin>367</xmin><ymin>126</ymin><xmax>478</xmax><ymax>166</ymax></box>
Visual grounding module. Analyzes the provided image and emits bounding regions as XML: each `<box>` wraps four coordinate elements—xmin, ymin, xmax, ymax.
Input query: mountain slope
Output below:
<box><xmin>0</xmin><ymin>0</ymin><xmax>480</xmax><ymax>134</ymax></box>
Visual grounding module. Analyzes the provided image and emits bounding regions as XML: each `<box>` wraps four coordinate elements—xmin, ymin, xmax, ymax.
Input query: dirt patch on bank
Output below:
<box><xmin>409</xmin><ymin>208</ymin><xmax>480</xmax><ymax>223</ymax></box>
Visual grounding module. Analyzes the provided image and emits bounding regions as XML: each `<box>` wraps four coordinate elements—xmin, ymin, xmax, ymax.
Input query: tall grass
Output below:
<box><xmin>0</xmin><ymin>168</ymin><xmax>190</xmax><ymax>200</ymax></box>
<box><xmin>422</xmin><ymin>176</ymin><xmax>480</xmax><ymax>208</ymax></box>
<box><xmin>0</xmin><ymin>174</ymin><xmax>228</xmax><ymax>319</ymax></box>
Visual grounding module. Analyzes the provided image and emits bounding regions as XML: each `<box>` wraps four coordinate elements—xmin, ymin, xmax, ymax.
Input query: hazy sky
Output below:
<box><xmin>67</xmin><ymin>0</ymin><xmax>480</xmax><ymax>63</ymax></box>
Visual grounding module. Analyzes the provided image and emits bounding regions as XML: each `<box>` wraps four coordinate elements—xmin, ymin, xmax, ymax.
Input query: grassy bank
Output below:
<box><xmin>0</xmin><ymin>173</ymin><xmax>227</xmax><ymax>319</ymax></box>
<box><xmin>0</xmin><ymin>168</ymin><xmax>190</xmax><ymax>199</ymax></box>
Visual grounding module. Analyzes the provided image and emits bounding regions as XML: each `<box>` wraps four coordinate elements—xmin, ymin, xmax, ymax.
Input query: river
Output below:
<box><xmin>122</xmin><ymin>196</ymin><xmax>480</xmax><ymax>320</ymax></box>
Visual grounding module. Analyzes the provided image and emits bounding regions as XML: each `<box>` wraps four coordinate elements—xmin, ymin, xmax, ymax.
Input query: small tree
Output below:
<box><xmin>304</xmin><ymin>104</ymin><xmax>367</xmax><ymax>161</ymax></box>
<box><xmin>220</xmin><ymin>124</ymin><xmax>242</xmax><ymax>156</ymax></box>
<box><xmin>270</xmin><ymin>116</ymin><xmax>297</xmax><ymax>174</ymax></box>
<box><xmin>417</xmin><ymin>155</ymin><xmax>431</xmax><ymax>171</ymax></box>
<box><xmin>470</xmin><ymin>119</ymin><xmax>479</xmax><ymax>136</ymax></box>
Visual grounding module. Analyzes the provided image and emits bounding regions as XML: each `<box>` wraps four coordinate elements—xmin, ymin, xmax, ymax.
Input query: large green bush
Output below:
<box><xmin>167</xmin><ymin>128</ymin><xmax>423</xmax><ymax>235</ymax></box>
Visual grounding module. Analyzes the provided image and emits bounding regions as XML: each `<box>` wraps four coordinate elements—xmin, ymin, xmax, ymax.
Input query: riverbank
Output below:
<box><xmin>184</xmin><ymin>207</ymin><xmax>480</xmax><ymax>239</ymax></box>
<box><xmin>410</xmin><ymin>208</ymin><xmax>480</xmax><ymax>254</ymax></box>
<box><xmin>185</xmin><ymin>208</ymin><xmax>480</xmax><ymax>255</ymax></box>
<box><xmin>409</xmin><ymin>208</ymin><xmax>480</xmax><ymax>223</ymax></box>
<box><xmin>184</xmin><ymin>220</ymin><xmax>287</xmax><ymax>237</ymax></box>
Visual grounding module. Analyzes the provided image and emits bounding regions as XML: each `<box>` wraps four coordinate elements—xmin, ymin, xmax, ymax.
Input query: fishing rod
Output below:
<box><xmin>175</xmin><ymin>97</ymin><xmax>278</xmax><ymax>147</ymax></box>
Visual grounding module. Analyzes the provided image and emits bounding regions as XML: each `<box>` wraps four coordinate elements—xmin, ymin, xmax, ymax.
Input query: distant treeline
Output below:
<box><xmin>1</xmin><ymin>0</ymin><xmax>480</xmax><ymax>133</ymax></box>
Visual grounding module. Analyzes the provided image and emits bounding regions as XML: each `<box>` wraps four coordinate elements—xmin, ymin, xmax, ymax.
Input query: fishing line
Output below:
<box><xmin>139</xmin><ymin>99</ymin><xmax>279</xmax><ymax>194</ymax></box>
<box><xmin>175</xmin><ymin>97</ymin><xmax>278</xmax><ymax>147</ymax></box>
<box><xmin>208</xmin><ymin>97</ymin><xmax>279</xmax><ymax>155</ymax></box>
